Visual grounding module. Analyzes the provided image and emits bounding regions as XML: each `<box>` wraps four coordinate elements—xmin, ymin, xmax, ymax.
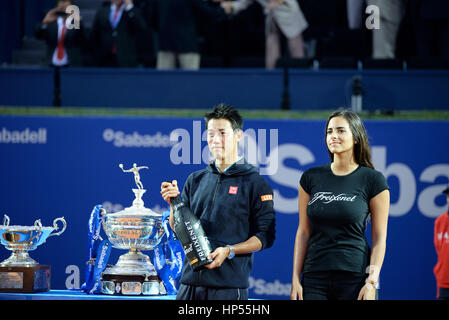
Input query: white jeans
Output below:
<box><xmin>367</xmin><ymin>0</ymin><xmax>406</xmax><ymax>59</ymax></box>
<box><xmin>156</xmin><ymin>51</ymin><xmax>200</xmax><ymax>70</ymax></box>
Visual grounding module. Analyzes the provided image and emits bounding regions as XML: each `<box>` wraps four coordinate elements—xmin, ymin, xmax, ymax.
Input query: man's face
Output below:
<box><xmin>111</xmin><ymin>0</ymin><xmax>124</xmax><ymax>5</ymax></box>
<box><xmin>206</xmin><ymin>118</ymin><xmax>241</xmax><ymax>164</ymax></box>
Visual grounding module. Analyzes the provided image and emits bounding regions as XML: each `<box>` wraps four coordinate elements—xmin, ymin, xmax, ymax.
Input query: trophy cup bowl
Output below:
<box><xmin>100</xmin><ymin>187</ymin><xmax>165</xmax><ymax>295</ymax></box>
<box><xmin>0</xmin><ymin>215</ymin><xmax>67</xmax><ymax>267</ymax></box>
<box><xmin>0</xmin><ymin>214</ymin><xmax>66</xmax><ymax>293</ymax></box>
<box><xmin>102</xmin><ymin>209</ymin><xmax>163</xmax><ymax>251</ymax></box>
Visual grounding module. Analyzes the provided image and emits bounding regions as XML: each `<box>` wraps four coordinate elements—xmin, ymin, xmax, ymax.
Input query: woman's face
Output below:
<box><xmin>326</xmin><ymin>116</ymin><xmax>355</xmax><ymax>156</ymax></box>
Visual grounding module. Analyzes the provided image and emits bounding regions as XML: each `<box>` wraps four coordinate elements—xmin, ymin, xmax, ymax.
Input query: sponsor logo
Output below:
<box><xmin>173</xmin><ymin>202</ymin><xmax>184</xmax><ymax>211</ymax></box>
<box><xmin>103</xmin><ymin>128</ymin><xmax>174</xmax><ymax>148</ymax></box>
<box><xmin>229</xmin><ymin>186</ymin><xmax>238</xmax><ymax>195</ymax></box>
<box><xmin>0</xmin><ymin>127</ymin><xmax>47</xmax><ymax>144</ymax></box>
<box><xmin>261</xmin><ymin>194</ymin><xmax>273</xmax><ymax>202</ymax></box>
<box><xmin>437</xmin><ymin>232</ymin><xmax>449</xmax><ymax>243</ymax></box>
<box><xmin>308</xmin><ymin>192</ymin><xmax>357</xmax><ymax>205</ymax></box>
<box><xmin>248</xmin><ymin>276</ymin><xmax>291</xmax><ymax>296</ymax></box>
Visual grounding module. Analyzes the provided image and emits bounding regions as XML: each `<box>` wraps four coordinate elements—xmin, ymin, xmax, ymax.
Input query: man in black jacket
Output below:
<box><xmin>35</xmin><ymin>0</ymin><xmax>86</xmax><ymax>67</ymax></box>
<box><xmin>89</xmin><ymin>0</ymin><xmax>147</xmax><ymax>67</ymax></box>
<box><xmin>160</xmin><ymin>104</ymin><xmax>276</xmax><ymax>300</ymax></box>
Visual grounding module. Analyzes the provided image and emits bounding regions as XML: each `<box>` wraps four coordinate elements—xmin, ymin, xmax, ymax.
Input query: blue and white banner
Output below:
<box><xmin>0</xmin><ymin>115</ymin><xmax>448</xmax><ymax>299</ymax></box>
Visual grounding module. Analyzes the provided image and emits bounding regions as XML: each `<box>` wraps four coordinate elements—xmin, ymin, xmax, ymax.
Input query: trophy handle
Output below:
<box><xmin>100</xmin><ymin>208</ymin><xmax>107</xmax><ymax>231</ymax></box>
<box><xmin>48</xmin><ymin>217</ymin><xmax>67</xmax><ymax>237</ymax></box>
<box><xmin>2</xmin><ymin>214</ymin><xmax>10</xmax><ymax>226</ymax></box>
<box><xmin>30</xmin><ymin>219</ymin><xmax>43</xmax><ymax>244</ymax></box>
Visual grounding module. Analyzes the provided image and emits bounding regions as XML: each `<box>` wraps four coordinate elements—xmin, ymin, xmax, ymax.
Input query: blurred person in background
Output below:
<box><xmin>147</xmin><ymin>0</ymin><xmax>226</xmax><ymax>70</ymax></box>
<box><xmin>434</xmin><ymin>185</ymin><xmax>449</xmax><ymax>300</ymax></box>
<box><xmin>346</xmin><ymin>0</ymin><xmax>406</xmax><ymax>59</ymax></box>
<box><xmin>89</xmin><ymin>0</ymin><xmax>147</xmax><ymax>67</ymax></box>
<box><xmin>413</xmin><ymin>0</ymin><xmax>449</xmax><ymax>59</ymax></box>
<box><xmin>35</xmin><ymin>0</ymin><xmax>86</xmax><ymax>67</ymax></box>
<box><xmin>346</xmin><ymin>0</ymin><xmax>364</xmax><ymax>30</ymax></box>
<box><xmin>367</xmin><ymin>0</ymin><xmax>406</xmax><ymax>59</ymax></box>
<box><xmin>218</xmin><ymin>0</ymin><xmax>308</xmax><ymax>69</ymax></box>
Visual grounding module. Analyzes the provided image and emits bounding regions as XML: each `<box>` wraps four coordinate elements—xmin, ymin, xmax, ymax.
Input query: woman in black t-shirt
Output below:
<box><xmin>290</xmin><ymin>110</ymin><xmax>390</xmax><ymax>300</ymax></box>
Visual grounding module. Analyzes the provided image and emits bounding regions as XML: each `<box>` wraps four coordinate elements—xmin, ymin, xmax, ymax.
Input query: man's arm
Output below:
<box><xmin>206</xmin><ymin>177</ymin><xmax>276</xmax><ymax>270</ymax></box>
<box><xmin>205</xmin><ymin>235</ymin><xmax>262</xmax><ymax>269</ymax></box>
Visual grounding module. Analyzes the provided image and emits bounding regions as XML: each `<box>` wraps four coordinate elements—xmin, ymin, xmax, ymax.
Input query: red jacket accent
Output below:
<box><xmin>434</xmin><ymin>211</ymin><xmax>449</xmax><ymax>295</ymax></box>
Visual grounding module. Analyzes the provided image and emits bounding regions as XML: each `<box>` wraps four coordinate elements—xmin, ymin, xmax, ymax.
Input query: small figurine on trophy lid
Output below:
<box><xmin>0</xmin><ymin>214</ymin><xmax>66</xmax><ymax>293</ymax></box>
<box><xmin>100</xmin><ymin>163</ymin><xmax>166</xmax><ymax>295</ymax></box>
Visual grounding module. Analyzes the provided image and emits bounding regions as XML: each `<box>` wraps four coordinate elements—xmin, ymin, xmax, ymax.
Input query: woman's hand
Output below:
<box><xmin>357</xmin><ymin>282</ymin><xmax>376</xmax><ymax>300</ymax></box>
<box><xmin>290</xmin><ymin>276</ymin><xmax>303</xmax><ymax>300</ymax></box>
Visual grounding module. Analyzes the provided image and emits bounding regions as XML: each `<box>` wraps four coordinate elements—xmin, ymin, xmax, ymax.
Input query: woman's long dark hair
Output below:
<box><xmin>325</xmin><ymin>109</ymin><xmax>375</xmax><ymax>169</ymax></box>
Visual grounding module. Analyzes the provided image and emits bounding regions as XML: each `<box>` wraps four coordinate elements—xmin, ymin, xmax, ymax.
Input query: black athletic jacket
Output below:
<box><xmin>179</xmin><ymin>158</ymin><xmax>276</xmax><ymax>288</ymax></box>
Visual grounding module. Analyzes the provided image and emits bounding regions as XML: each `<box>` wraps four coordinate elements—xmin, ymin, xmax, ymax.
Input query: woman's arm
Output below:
<box><xmin>358</xmin><ymin>189</ymin><xmax>390</xmax><ymax>300</ymax></box>
<box><xmin>290</xmin><ymin>185</ymin><xmax>311</xmax><ymax>300</ymax></box>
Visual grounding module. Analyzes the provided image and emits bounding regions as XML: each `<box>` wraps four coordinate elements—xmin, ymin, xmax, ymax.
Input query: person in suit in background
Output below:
<box><xmin>89</xmin><ymin>0</ymin><xmax>147</xmax><ymax>67</ymax></box>
<box><xmin>147</xmin><ymin>0</ymin><xmax>226</xmax><ymax>70</ymax></box>
<box><xmin>35</xmin><ymin>0</ymin><xmax>86</xmax><ymax>67</ymax></box>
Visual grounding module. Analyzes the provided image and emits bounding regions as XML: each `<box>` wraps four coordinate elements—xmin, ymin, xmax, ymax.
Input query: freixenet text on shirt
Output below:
<box><xmin>308</xmin><ymin>192</ymin><xmax>357</xmax><ymax>205</ymax></box>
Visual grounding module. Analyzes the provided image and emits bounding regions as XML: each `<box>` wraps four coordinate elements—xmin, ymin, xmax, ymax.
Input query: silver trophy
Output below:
<box><xmin>100</xmin><ymin>163</ymin><xmax>165</xmax><ymax>295</ymax></box>
<box><xmin>0</xmin><ymin>214</ymin><xmax>66</xmax><ymax>292</ymax></box>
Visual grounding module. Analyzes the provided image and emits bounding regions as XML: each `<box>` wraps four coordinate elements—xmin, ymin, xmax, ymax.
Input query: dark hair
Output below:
<box><xmin>325</xmin><ymin>109</ymin><xmax>374</xmax><ymax>169</ymax></box>
<box><xmin>204</xmin><ymin>104</ymin><xmax>243</xmax><ymax>131</ymax></box>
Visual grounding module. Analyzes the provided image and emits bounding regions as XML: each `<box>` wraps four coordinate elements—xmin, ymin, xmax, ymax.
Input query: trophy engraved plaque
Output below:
<box><xmin>100</xmin><ymin>163</ymin><xmax>165</xmax><ymax>295</ymax></box>
<box><xmin>0</xmin><ymin>214</ymin><xmax>66</xmax><ymax>293</ymax></box>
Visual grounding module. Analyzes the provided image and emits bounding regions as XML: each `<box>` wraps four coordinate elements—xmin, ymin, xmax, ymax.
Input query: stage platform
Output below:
<box><xmin>0</xmin><ymin>289</ymin><xmax>176</xmax><ymax>300</ymax></box>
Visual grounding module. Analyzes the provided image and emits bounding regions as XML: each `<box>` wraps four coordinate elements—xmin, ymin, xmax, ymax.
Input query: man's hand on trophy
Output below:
<box><xmin>160</xmin><ymin>180</ymin><xmax>180</xmax><ymax>205</ymax></box>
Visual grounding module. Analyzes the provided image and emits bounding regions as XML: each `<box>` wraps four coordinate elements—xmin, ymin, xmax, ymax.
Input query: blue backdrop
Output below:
<box><xmin>0</xmin><ymin>115</ymin><xmax>448</xmax><ymax>300</ymax></box>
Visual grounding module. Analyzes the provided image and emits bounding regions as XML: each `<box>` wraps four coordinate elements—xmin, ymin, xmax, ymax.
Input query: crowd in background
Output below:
<box><xmin>35</xmin><ymin>0</ymin><xmax>449</xmax><ymax>69</ymax></box>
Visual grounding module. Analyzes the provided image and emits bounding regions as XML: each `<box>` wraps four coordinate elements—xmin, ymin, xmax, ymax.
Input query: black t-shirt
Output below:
<box><xmin>300</xmin><ymin>164</ymin><xmax>389</xmax><ymax>274</ymax></box>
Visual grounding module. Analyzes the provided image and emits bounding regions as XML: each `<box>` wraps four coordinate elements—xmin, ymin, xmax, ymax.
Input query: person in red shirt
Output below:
<box><xmin>434</xmin><ymin>184</ymin><xmax>449</xmax><ymax>300</ymax></box>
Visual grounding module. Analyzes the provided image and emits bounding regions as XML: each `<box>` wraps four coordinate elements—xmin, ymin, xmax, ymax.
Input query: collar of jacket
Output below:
<box><xmin>207</xmin><ymin>158</ymin><xmax>257</xmax><ymax>176</ymax></box>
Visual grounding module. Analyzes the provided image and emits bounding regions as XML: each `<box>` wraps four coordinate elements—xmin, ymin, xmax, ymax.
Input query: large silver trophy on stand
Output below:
<box><xmin>0</xmin><ymin>215</ymin><xmax>66</xmax><ymax>292</ymax></box>
<box><xmin>100</xmin><ymin>163</ymin><xmax>165</xmax><ymax>295</ymax></box>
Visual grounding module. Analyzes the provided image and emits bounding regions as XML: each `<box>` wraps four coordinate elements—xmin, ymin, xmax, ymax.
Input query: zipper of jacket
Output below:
<box><xmin>211</xmin><ymin>173</ymin><xmax>222</xmax><ymax>210</ymax></box>
<box><xmin>198</xmin><ymin>173</ymin><xmax>222</xmax><ymax>285</ymax></box>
